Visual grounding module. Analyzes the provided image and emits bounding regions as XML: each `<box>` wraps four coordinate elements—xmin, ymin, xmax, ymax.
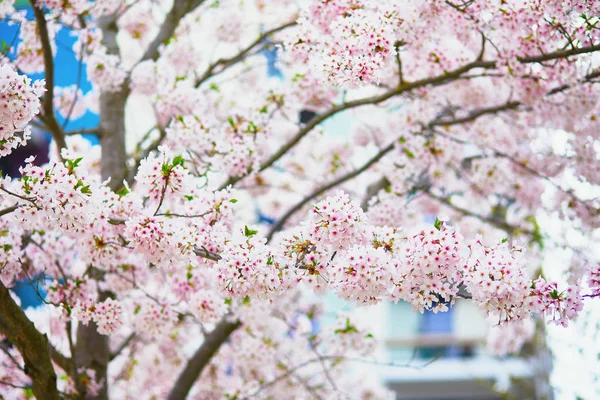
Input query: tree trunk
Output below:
<box><xmin>0</xmin><ymin>281</ymin><xmax>60</xmax><ymax>400</ymax></box>
<box><xmin>72</xmin><ymin>16</ymin><xmax>130</xmax><ymax>400</ymax></box>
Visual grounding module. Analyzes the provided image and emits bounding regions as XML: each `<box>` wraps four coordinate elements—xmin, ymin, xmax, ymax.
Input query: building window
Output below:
<box><xmin>388</xmin><ymin>300</ymin><xmax>485</xmax><ymax>361</ymax></box>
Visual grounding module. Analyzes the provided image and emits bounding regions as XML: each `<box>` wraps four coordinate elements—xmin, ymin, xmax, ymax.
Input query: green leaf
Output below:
<box><xmin>80</xmin><ymin>184</ymin><xmax>92</xmax><ymax>194</ymax></box>
<box><xmin>24</xmin><ymin>387</ymin><xmax>34</xmax><ymax>398</ymax></box>
<box><xmin>525</xmin><ymin>215</ymin><xmax>544</xmax><ymax>249</ymax></box>
<box><xmin>244</xmin><ymin>225</ymin><xmax>257</xmax><ymax>237</ymax></box>
<box><xmin>209</xmin><ymin>82</ymin><xmax>220</xmax><ymax>92</ymax></box>
<box><xmin>74</xmin><ymin>179</ymin><xmax>92</xmax><ymax>194</ymax></box>
<box><xmin>242</xmin><ymin>295</ymin><xmax>251</xmax><ymax>305</ymax></box>
<box><xmin>550</xmin><ymin>289</ymin><xmax>559</xmax><ymax>300</ymax></box>
<box><xmin>229</xmin><ymin>198</ymin><xmax>238</xmax><ymax>203</ymax></box>
<box><xmin>501</xmin><ymin>237</ymin><xmax>508</xmax><ymax>243</ymax></box>
<box><xmin>292</xmin><ymin>73</ymin><xmax>305</xmax><ymax>82</ymax></box>
<box><xmin>172</xmin><ymin>155</ymin><xmax>185</xmax><ymax>167</ymax></box>
<box><xmin>224</xmin><ymin>298</ymin><xmax>232</xmax><ymax>305</ymax></box>
<box><xmin>245</xmin><ymin>121</ymin><xmax>258</xmax><ymax>134</ymax></box>
<box><xmin>402</xmin><ymin>148</ymin><xmax>415</xmax><ymax>159</ymax></box>
<box><xmin>133</xmin><ymin>305</ymin><xmax>141</xmax><ymax>315</ymax></box>
<box><xmin>334</xmin><ymin>317</ymin><xmax>359</xmax><ymax>334</ymax></box>
<box><xmin>434</xmin><ymin>216</ymin><xmax>443</xmax><ymax>230</ymax></box>
<box><xmin>117</xmin><ymin>187</ymin><xmax>130</xmax><ymax>198</ymax></box>
<box><xmin>184</xmin><ymin>195</ymin><xmax>194</xmax><ymax>201</ymax></box>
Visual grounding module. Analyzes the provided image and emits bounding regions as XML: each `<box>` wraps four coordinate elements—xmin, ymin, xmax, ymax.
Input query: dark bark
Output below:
<box><xmin>139</xmin><ymin>0</ymin><xmax>207</xmax><ymax>63</ymax></box>
<box><xmin>30</xmin><ymin>1</ymin><xmax>68</xmax><ymax>155</ymax></box>
<box><xmin>97</xmin><ymin>17</ymin><xmax>130</xmax><ymax>191</ymax></box>
<box><xmin>73</xmin><ymin>289</ymin><xmax>111</xmax><ymax>400</ymax></box>
<box><xmin>0</xmin><ymin>281</ymin><xmax>60</xmax><ymax>400</ymax></box>
<box><xmin>167</xmin><ymin>318</ymin><xmax>241</xmax><ymax>400</ymax></box>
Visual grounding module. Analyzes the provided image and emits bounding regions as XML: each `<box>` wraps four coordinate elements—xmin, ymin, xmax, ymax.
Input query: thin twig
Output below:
<box><xmin>65</xmin><ymin>128</ymin><xmax>99</xmax><ymax>136</ymax></box>
<box><xmin>136</xmin><ymin>0</ymin><xmax>208</xmax><ymax>64</ymax></box>
<box><xmin>195</xmin><ymin>21</ymin><xmax>297</xmax><ymax>87</ymax></box>
<box><xmin>61</xmin><ymin>41</ymin><xmax>85</xmax><ymax>129</ymax></box>
<box><xmin>192</xmin><ymin>246</ymin><xmax>222</xmax><ymax>262</ymax></box>
<box><xmin>0</xmin><ymin>380</ymin><xmax>30</xmax><ymax>389</ymax></box>
<box><xmin>109</xmin><ymin>333</ymin><xmax>136</xmax><ymax>361</ymax></box>
<box><xmin>394</xmin><ymin>40</ymin><xmax>405</xmax><ymax>86</ymax></box>
<box><xmin>266</xmin><ymin>99</ymin><xmax>523</xmax><ymax>242</ymax></box>
<box><xmin>0</xmin><ymin>341</ymin><xmax>24</xmax><ymax>371</ymax></box>
<box><xmin>265</xmin><ymin>142</ymin><xmax>394</xmax><ymax>242</ymax></box>
<box><xmin>0</xmin><ymin>187</ymin><xmax>39</xmax><ymax>208</ymax></box>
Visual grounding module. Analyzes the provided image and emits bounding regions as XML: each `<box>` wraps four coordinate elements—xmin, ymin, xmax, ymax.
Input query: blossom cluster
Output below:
<box><xmin>85</xmin><ymin>51</ymin><xmax>127</xmax><ymax>93</ymax></box>
<box><xmin>290</xmin><ymin>0</ymin><xmax>404</xmax><ymax>86</ymax></box>
<box><xmin>1</xmin><ymin>0</ymin><xmax>600</xmax><ymax>397</ymax></box>
<box><xmin>589</xmin><ymin>266</ymin><xmax>600</xmax><ymax>297</ymax></box>
<box><xmin>0</xmin><ymin>65</ymin><xmax>45</xmax><ymax>156</ymax></box>
<box><xmin>307</xmin><ymin>191</ymin><xmax>369</xmax><ymax>250</ymax></box>
<box><xmin>215</xmin><ymin>226</ymin><xmax>282</xmax><ymax>299</ymax></box>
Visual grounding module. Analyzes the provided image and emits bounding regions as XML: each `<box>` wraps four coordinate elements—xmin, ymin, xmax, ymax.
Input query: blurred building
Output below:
<box><xmin>383</xmin><ymin>300</ymin><xmax>533</xmax><ymax>400</ymax></box>
<box><xmin>322</xmin><ymin>294</ymin><xmax>534</xmax><ymax>400</ymax></box>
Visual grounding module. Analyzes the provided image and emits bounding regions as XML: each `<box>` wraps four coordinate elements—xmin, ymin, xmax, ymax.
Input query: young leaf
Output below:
<box><xmin>244</xmin><ymin>225</ymin><xmax>257</xmax><ymax>237</ymax></box>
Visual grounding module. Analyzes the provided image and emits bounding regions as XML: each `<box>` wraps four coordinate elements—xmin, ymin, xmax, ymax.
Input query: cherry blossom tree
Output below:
<box><xmin>1</xmin><ymin>0</ymin><xmax>600</xmax><ymax>398</ymax></box>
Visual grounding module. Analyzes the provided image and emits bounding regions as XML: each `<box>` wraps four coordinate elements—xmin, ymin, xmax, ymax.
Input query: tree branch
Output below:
<box><xmin>97</xmin><ymin>16</ymin><xmax>129</xmax><ymax>192</ymax></box>
<box><xmin>265</xmin><ymin>99</ymin><xmax>525</xmax><ymax>241</ymax></box>
<box><xmin>220</xmin><ymin>59</ymin><xmax>491</xmax><ymax>190</ymax></box>
<box><xmin>166</xmin><ymin>317</ymin><xmax>241</xmax><ymax>400</ymax></box>
<box><xmin>428</xmin><ymin>101</ymin><xmax>521</xmax><ymax>127</ymax></box>
<box><xmin>266</xmin><ymin>142</ymin><xmax>395</xmax><ymax>242</ymax></box>
<box><xmin>422</xmin><ymin>189</ymin><xmax>531</xmax><ymax>235</ymax></box>
<box><xmin>0</xmin><ymin>340</ymin><xmax>24</xmax><ymax>371</ymax></box>
<box><xmin>217</xmin><ymin>42</ymin><xmax>600</xmax><ymax>190</ymax></box>
<box><xmin>195</xmin><ymin>21</ymin><xmax>297</xmax><ymax>87</ymax></box>
<box><xmin>109</xmin><ymin>333</ymin><xmax>136</xmax><ymax>361</ymax></box>
<box><xmin>61</xmin><ymin>40</ymin><xmax>85</xmax><ymax>130</ymax></box>
<box><xmin>192</xmin><ymin>246</ymin><xmax>222</xmax><ymax>262</ymax></box>
<box><xmin>30</xmin><ymin>0</ymin><xmax>67</xmax><ymax>155</ymax></box>
<box><xmin>65</xmin><ymin>128</ymin><xmax>100</xmax><ymax>136</ymax></box>
<box><xmin>129</xmin><ymin>126</ymin><xmax>166</xmax><ymax>184</ymax></box>
<box><xmin>394</xmin><ymin>40</ymin><xmax>405</xmax><ymax>86</ymax></box>
<box><xmin>517</xmin><ymin>43</ymin><xmax>600</xmax><ymax>64</ymax></box>
<box><xmin>0</xmin><ymin>204</ymin><xmax>20</xmax><ymax>217</ymax></box>
<box><xmin>138</xmin><ymin>0</ymin><xmax>208</xmax><ymax>64</ymax></box>
<box><xmin>74</xmin><ymin>289</ymin><xmax>112</xmax><ymax>400</ymax></box>
<box><xmin>48</xmin><ymin>342</ymin><xmax>72</xmax><ymax>375</ymax></box>
<box><xmin>0</xmin><ymin>281</ymin><xmax>60</xmax><ymax>400</ymax></box>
